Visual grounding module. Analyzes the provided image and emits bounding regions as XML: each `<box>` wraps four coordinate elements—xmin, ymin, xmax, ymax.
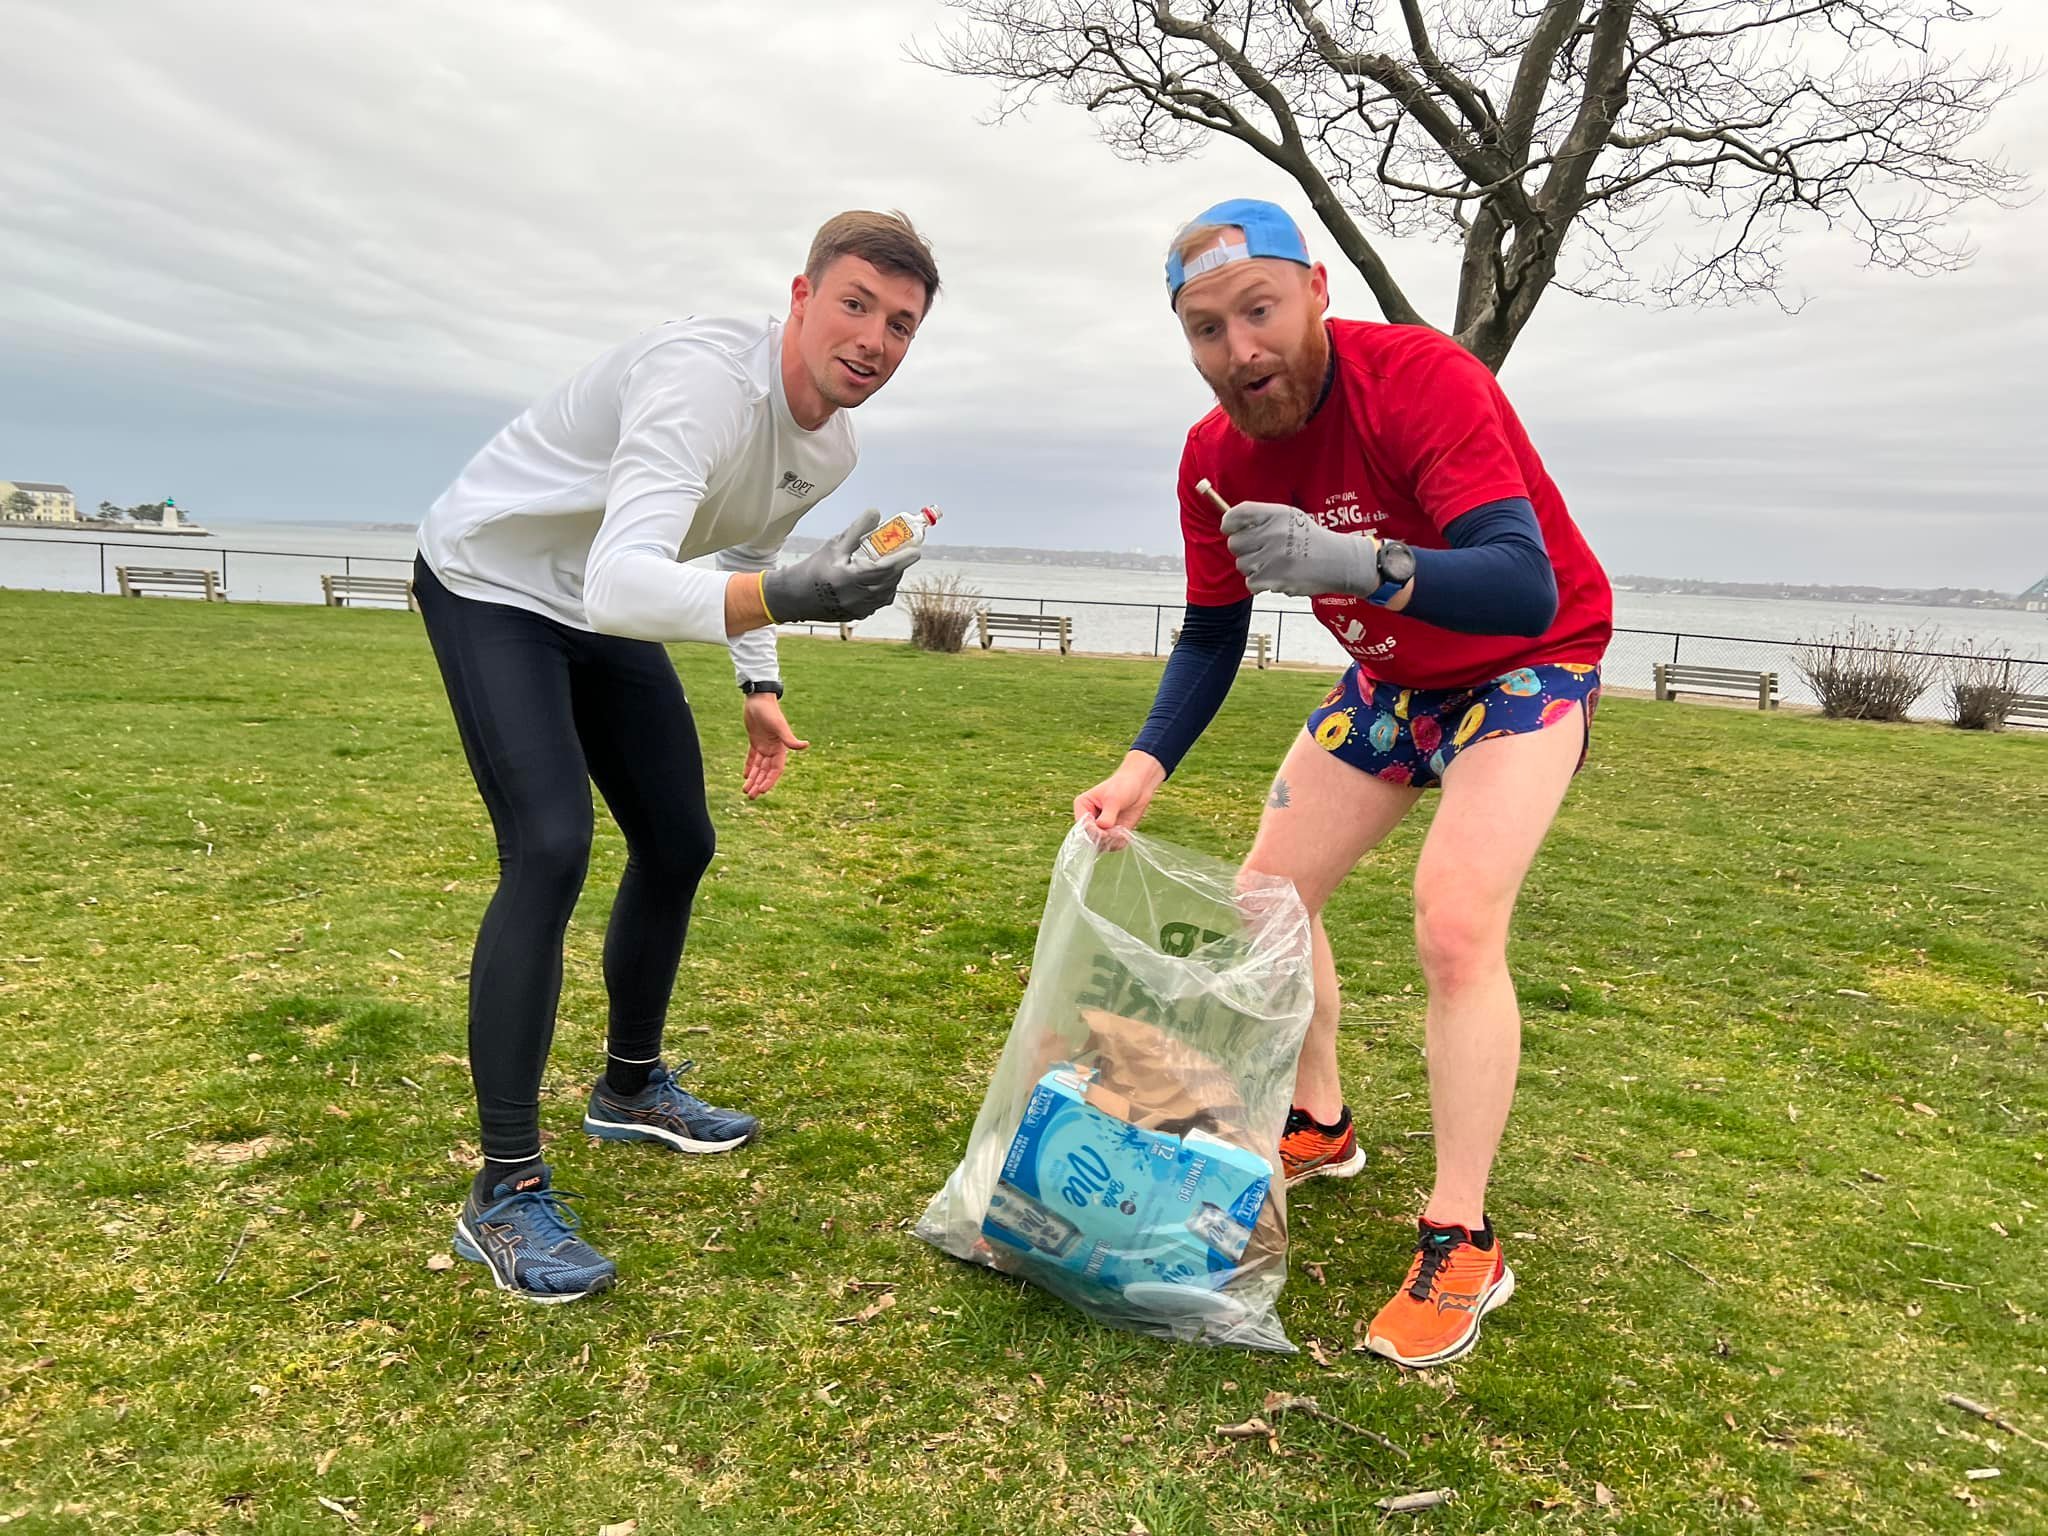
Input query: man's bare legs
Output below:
<box><xmin>1240</xmin><ymin>730</ymin><xmax>1420</xmax><ymax>1122</ymax></box>
<box><xmin>1239</xmin><ymin>705</ymin><xmax>1586</xmax><ymax>1216</ymax></box>
<box><xmin>1412</xmin><ymin>706</ymin><xmax>1585</xmax><ymax>1227</ymax></box>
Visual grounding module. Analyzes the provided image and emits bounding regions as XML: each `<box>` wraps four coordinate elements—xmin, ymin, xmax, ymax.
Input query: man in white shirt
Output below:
<box><xmin>414</xmin><ymin>210</ymin><xmax>939</xmax><ymax>1302</ymax></box>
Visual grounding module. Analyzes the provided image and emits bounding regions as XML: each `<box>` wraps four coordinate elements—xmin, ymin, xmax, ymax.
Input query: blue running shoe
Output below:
<box><xmin>451</xmin><ymin>1166</ymin><xmax>616</xmax><ymax>1304</ymax></box>
<box><xmin>582</xmin><ymin>1060</ymin><xmax>760</xmax><ymax>1154</ymax></box>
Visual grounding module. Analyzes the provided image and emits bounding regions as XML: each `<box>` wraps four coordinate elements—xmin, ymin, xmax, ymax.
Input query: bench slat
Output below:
<box><xmin>978</xmin><ymin>610</ymin><xmax>1073</xmax><ymax>655</ymax></box>
<box><xmin>322</xmin><ymin>574</ymin><xmax>418</xmax><ymax>611</ymax></box>
<box><xmin>115</xmin><ymin>566</ymin><xmax>223</xmax><ymax>601</ymax></box>
<box><xmin>1655</xmin><ymin>662</ymin><xmax>1777</xmax><ymax>710</ymax></box>
<box><xmin>2008</xmin><ymin>694</ymin><xmax>2048</xmax><ymax>728</ymax></box>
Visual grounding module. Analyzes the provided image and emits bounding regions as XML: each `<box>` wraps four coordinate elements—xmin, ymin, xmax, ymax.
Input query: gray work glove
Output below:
<box><xmin>1220</xmin><ymin>500</ymin><xmax>1382</xmax><ymax>598</ymax></box>
<box><xmin>761</xmin><ymin>509</ymin><xmax>920</xmax><ymax>624</ymax></box>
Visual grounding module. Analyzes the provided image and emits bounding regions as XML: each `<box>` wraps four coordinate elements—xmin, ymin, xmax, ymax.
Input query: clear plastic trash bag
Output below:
<box><xmin>917</xmin><ymin>822</ymin><xmax>1315</xmax><ymax>1352</ymax></box>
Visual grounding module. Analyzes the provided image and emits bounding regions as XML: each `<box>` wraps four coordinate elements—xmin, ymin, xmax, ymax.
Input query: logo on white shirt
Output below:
<box><xmin>779</xmin><ymin>471</ymin><xmax>816</xmax><ymax>498</ymax></box>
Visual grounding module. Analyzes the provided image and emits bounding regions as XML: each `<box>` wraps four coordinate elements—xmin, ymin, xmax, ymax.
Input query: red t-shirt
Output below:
<box><xmin>1179</xmin><ymin>319</ymin><xmax>1612</xmax><ymax>690</ymax></box>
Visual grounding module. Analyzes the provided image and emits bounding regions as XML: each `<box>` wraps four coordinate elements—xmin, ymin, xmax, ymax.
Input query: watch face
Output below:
<box><xmin>1383</xmin><ymin>542</ymin><xmax>1416</xmax><ymax>583</ymax></box>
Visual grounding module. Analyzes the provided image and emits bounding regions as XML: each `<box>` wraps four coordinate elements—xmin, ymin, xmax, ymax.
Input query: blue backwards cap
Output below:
<box><xmin>1165</xmin><ymin>198</ymin><xmax>1310</xmax><ymax>307</ymax></box>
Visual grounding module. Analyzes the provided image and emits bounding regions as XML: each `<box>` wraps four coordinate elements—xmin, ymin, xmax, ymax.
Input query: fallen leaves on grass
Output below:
<box><xmin>833</xmin><ymin>1292</ymin><xmax>896</xmax><ymax>1327</ymax></box>
<box><xmin>1265</xmin><ymin>1392</ymin><xmax>1409</xmax><ymax>1459</ymax></box>
<box><xmin>189</xmin><ymin>1135</ymin><xmax>283</xmax><ymax>1167</ymax></box>
<box><xmin>1376</xmin><ymin>1490</ymin><xmax>1453</xmax><ymax>1514</ymax></box>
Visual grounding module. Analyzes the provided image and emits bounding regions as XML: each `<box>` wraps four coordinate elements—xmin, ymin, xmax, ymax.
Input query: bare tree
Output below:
<box><xmin>919</xmin><ymin>2</ymin><xmax>2029</xmax><ymax>370</ymax></box>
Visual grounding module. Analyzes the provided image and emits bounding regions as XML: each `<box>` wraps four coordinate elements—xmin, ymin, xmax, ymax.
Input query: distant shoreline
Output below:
<box><xmin>1612</xmin><ymin>575</ymin><xmax>2027</xmax><ymax>612</ymax></box>
<box><xmin>124</xmin><ymin>517</ymin><xmax>2043</xmax><ymax>609</ymax></box>
<box><xmin>1</xmin><ymin>517</ymin><xmax>211</xmax><ymax>536</ymax></box>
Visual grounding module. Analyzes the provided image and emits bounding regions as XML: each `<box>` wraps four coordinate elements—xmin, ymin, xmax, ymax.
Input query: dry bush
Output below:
<box><xmin>1793</xmin><ymin>622</ymin><xmax>1942</xmax><ymax>722</ymax></box>
<box><xmin>1945</xmin><ymin>644</ymin><xmax>2027</xmax><ymax>731</ymax></box>
<box><xmin>901</xmin><ymin>572</ymin><xmax>981</xmax><ymax>653</ymax></box>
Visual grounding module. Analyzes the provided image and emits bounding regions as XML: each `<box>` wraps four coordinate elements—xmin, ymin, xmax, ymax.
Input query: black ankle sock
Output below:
<box><xmin>605</xmin><ymin>1055</ymin><xmax>657</xmax><ymax>1096</ymax></box>
<box><xmin>1422</xmin><ymin>1215</ymin><xmax>1495</xmax><ymax>1250</ymax></box>
<box><xmin>474</xmin><ymin>1158</ymin><xmax>545</xmax><ymax>1204</ymax></box>
<box><xmin>1312</xmin><ymin>1106</ymin><xmax>1351</xmax><ymax>1136</ymax></box>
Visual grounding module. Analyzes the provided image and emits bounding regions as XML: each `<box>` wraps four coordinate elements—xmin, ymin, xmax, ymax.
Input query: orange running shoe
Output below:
<box><xmin>1364</xmin><ymin>1219</ymin><xmax>1515</xmax><ymax>1368</ymax></box>
<box><xmin>1279</xmin><ymin>1106</ymin><xmax>1366</xmax><ymax>1185</ymax></box>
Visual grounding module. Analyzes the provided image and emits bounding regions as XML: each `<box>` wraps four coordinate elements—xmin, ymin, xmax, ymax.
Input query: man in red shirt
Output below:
<box><xmin>1074</xmin><ymin>199</ymin><xmax>1613</xmax><ymax>1367</ymax></box>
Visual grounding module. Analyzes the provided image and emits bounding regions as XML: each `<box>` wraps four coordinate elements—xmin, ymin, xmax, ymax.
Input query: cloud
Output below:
<box><xmin>3</xmin><ymin>0</ymin><xmax>2044</xmax><ymax>589</ymax></box>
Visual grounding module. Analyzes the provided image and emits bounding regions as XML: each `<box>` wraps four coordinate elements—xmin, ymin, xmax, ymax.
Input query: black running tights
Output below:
<box><xmin>414</xmin><ymin>556</ymin><xmax>716</xmax><ymax>1163</ymax></box>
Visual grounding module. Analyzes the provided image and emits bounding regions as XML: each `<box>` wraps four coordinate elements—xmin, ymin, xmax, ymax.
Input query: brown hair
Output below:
<box><xmin>805</xmin><ymin>210</ymin><xmax>941</xmax><ymax>314</ymax></box>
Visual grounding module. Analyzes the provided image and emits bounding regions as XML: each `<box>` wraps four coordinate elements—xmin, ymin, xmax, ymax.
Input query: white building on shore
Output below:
<box><xmin>0</xmin><ymin>481</ymin><xmax>79</xmax><ymax>523</ymax></box>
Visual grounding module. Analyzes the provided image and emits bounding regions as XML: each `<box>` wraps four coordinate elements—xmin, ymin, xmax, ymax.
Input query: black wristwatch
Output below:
<box><xmin>738</xmin><ymin>678</ymin><xmax>785</xmax><ymax>698</ymax></box>
<box><xmin>1369</xmin><ymin>539</ymin><xmax>1416</xmax><ymax>605</ymax></box>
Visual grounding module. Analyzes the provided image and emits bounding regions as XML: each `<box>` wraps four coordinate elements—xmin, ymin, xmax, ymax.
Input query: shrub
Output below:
<box><xmin>1945</xmin><ymin>644</ymin><xmax>2026</xmax><ymax>731</ymax></box>
<box><xmin>1792</xmin><ymin>622</ymin><xmax>1941</xmax><ymax>722</ymax></box>
<box><xmin>901</xmin><ymin>573</ymin><xmax>981</xmax><ymax>653</ymax></box>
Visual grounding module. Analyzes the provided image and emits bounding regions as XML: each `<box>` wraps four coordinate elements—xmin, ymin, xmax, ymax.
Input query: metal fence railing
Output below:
<box><xmin>5</xmin><ymin>532</ymin><xmax>2042</xmax><ymax>725</ymax></box>
<box><xmin>1597</xmin><ymin>628</ymin><xmax>2046</xmax><ymax>721</ymax></box>
<box><xmin>0</xmin><ymin>532</ymin><xmax>414</xmax><ymax>606</ymax></box>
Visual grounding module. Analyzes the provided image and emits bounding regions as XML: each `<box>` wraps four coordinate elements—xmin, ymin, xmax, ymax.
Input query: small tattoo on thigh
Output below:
<box><xmin>1267</xmin><ymin>776</ymin><xmax>1291</xmax><ymax>809</ymax></box>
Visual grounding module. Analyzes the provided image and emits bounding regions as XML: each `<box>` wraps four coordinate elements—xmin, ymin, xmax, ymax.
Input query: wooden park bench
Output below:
<box><xmin>1170</xmin><ymin>626</ymin><xmax>1273</xmax><ymax>669</ymax></box>
<box><xmin>115</xmin><ymin>566</ymin><xmax>225</xmax><ymax>601</ymax></box>
<box><xmin>321</xmin><ymin>573</ymin><xmax>418</xmax><ymax>611</ymax></box>
<box><xmin>1654</xmin><ymin>662</ymin><xmax>1778</xmax><ymax>710</ymax></box>
<box><xmin>2007</xmin><ymin>693</ymin><xmax>2048</xmax><ymax>730</ymax></box>
<box><xmin>977</xmin><ymin>610</ymin><xmax>1072</xmax><ymax>655</ymax></box>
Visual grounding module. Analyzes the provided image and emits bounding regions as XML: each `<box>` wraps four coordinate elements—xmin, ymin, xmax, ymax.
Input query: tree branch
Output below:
<box><xmin>1503</xmin><ymin>0</ymin><xmax>1588</xmax><ymax>157</ymax></box>
<box><xmin>1397</xmin><ymin>0</ymin><xmax>1501</xmax><ymax>144</ymax></box>
<box><xmin>1284</xmin><ymin>0</ymin><xmax>1519</xmax><ymax>196</ymax></box>
<box><xmin>919</xmin><ymin>0</ymin><xmax>2032</xmax><ymax>371</ymax></box>
<box><xmin>1538</xmin><ymin>0</ymin><xmax>1639</xmax><ymax>219</ymax></box>
<box><xmin>1153</xmin><ymin>2</ymin><xmax>1431</xmax><ymax>326</ymax></box>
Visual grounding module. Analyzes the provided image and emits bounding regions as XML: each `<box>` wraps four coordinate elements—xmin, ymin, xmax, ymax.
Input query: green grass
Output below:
<box><xmin>2</xmin><ymin>587</ymin><xmax>2044</xmax><ymax>1535</ymax></box>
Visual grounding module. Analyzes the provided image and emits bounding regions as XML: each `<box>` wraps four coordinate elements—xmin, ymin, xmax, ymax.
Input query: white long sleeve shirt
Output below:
<box><xmin>417</xmin><ymin>316</ymin><xmax>856</xmax><ymax>682</ymax></box>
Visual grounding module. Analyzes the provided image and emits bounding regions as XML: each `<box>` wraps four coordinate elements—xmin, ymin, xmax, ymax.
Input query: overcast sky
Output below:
<box><xmin>3</xmin><ymin>1</ymin><xmax>2044</xmax><ymax>588</ymax></box>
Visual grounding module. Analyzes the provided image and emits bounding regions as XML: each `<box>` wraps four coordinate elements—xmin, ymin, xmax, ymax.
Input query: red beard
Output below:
<box><xmin>1210</xmin><ymin>322</ymin><xmax>1330</xmax><ymax>441</ymax></box>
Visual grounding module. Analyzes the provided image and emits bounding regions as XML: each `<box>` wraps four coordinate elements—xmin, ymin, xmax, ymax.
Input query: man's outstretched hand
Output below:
<box><xmin>741</xmin><ymin>693</ymin><xmax>808</xmax><ymax>799</ymax></box>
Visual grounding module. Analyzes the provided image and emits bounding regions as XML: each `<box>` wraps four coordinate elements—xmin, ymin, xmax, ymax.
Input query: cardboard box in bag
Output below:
<box><xmin>982</xmin><ymin>1066</ymin><xmax>1272</xmax><ymax>1289</ymax></box>
<box><xmin>993</xmin><ymin>1007</ymin><xmax>1289</xmax><ymax>1292</ymax></box>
